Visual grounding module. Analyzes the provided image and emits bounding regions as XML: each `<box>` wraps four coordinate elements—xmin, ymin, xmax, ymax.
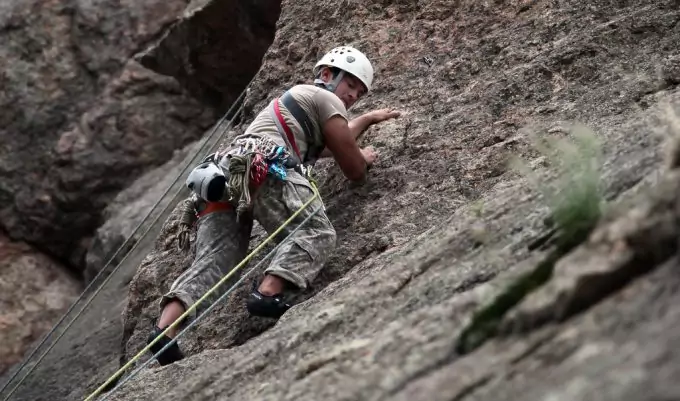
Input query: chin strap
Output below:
<box><xmin>314</xmin><ymin>69</ymin><xmax>345</xmax><ymax>92</ymax></box>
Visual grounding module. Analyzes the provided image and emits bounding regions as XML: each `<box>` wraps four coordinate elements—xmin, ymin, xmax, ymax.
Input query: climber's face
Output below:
<box><xmin>334</xmin><ymin>73</ymin><xmax>366</xmax><ymax>109</ymax></box>
<box><xmin>317</xmin><ymin>67</ymin><xmax>367</xmax><ymax>109</ymax></box>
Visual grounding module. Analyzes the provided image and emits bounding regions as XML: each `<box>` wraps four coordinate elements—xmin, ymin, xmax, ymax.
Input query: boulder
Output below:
<box><xmin>0</xmin><ymin>233</ymin><xmax>81</xmax><ymax>377</ymax></box>
<box><xmin>0</xmin><ymin>0</ymin><xmax>215</xmax><ymax>269</ymax></box>
<box><xmin>136</xmin><ymin>0</ymin><xmax>282</xmax><ymax>110</ymax></box>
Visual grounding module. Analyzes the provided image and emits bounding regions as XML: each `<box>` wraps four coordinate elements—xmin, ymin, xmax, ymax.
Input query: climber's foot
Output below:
<box><xmin>246</xmin><ymin>288</ymin><xmax>292</xmax><ymax>318</ymax></box>
<box><xmin>147</xmin><ymin>326</ymin><xmax>185</xmax><ymax>366</ymax></box>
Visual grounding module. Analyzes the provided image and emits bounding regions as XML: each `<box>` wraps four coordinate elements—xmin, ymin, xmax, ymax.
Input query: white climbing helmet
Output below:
<box><xmin>313</xmin><ymin>45</ymin><xmax>374</xmax><ymax>92</ymax></box>
<box><xmin>186</xmin><ymin>161</ymin><xmax>227</xmax><ymax>202</ymax></box>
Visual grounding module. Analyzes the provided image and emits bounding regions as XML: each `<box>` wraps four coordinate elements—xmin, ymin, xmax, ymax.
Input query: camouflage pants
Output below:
<box><xmin>159</xmin><ymin>170</ymin><xmax>336</xmax><ymax>322</ymax></box>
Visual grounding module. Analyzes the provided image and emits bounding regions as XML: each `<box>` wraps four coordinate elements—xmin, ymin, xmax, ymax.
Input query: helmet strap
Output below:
<box><xmin>314</xmin><ymin>69</ymin><xmax>345</xmax><ymax>93</ymax></box>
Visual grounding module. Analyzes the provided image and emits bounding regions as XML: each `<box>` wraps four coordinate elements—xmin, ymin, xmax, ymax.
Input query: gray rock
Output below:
<box><xmin>136</xmin><ymin>0</ymin><xmax>282</xmax><ymax>110</ymax></box>
<box><xmin>0</xmin><ymin>0</ymin><xmax>216</xmax><ymax>269</ymax></box>
<box><xmin>83</xmin><ymin>139</ymin><xmax>204</xmax><ymax>284</ymax></box>
<box><xmin>105</xmin><ymin>163</ymin><xmax>680</xmax><ymax>401</ymax></box>
<box><xmin>5</xmin><ymin>1</ymin><xmax>680</xmax><ymax>401</ymax></box>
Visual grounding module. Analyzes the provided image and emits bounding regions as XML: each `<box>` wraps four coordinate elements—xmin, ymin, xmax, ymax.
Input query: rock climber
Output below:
<box><xmin>147</xmin><ymin>45</ymin><xmax>401</xmax><ymax>366</ymax></box>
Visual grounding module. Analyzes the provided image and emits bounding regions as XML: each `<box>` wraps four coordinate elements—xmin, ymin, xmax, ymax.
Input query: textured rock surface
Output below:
<box><xmin>0</xmin><ymin>0</ymin><xmax>279</xmax><ymax>391</ymax></box>
<box><xmin>0</xmin><ymin>233</ymin><xmax>81</xmax><ymax>376</ymax></box>
<box><xmin>136</xmin><ymin>0</ymin><xmax>281</xmax><ymax>110</ymax></box>
<box><xmin>83</xmin><ymin>139</ymin><xmax>204</xmax><ymax>284</ymax></box>
<box><xmin>108</xmin><ymin>150</ymin><xmax>680</xmax><ymax>401</ymax></box>
<box><xmin>0</xmin><ymin>0</ymin><xmax>216</xmax><ymax>269</ymax></box>
<box><xmin>3</xmin><ymin>0</ymin><xmax>680</xmax><ymax>400</ymax></box>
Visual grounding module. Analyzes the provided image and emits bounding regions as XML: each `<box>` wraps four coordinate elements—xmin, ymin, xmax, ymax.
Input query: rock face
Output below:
<box><xmin>3</xmin><ymin>0</ymin><xmax>680</xmax><ymax>400</ymax></box>
<box><xmin>0</xmin><ymin>0</ymin><xmax>281</xmax><ymax>393</ymax></box>
<box><xmin>109</xmin><ymin>0</ymin><xmax>680</xmax><ymax>397</ymax></box>
<box><xmin>108</xmin><ymin>164</ymin><xmax>680</xmax><ymax>401</ymax></box>
<box><xmin>136</xmin><ymin>0</ymin><xmax>282</xmax><ymax>110</ymax></box>
<box><xmin>0</xmin><ymin>233</ymin><xmax>81</xmax><ymax>377</ymax></box>
<box><xmin>82</xmin><ymin>139</ymin><xmax>205</xmax><ymax>284</ymax></box>
<box><xmin>0</xmin><ymin>0</ymin><xmax>216</xmax><ymax>270</ymax></box>
<box><xmin>82</xmin><ymin>0</ymin><xmax>284</xmax><ymax>280</ymax></box>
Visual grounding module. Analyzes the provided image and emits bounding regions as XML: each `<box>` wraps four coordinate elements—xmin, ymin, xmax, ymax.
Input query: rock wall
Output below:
<box><xmin>0</xmin><ymin>0</ymin><xmax>215</xmax><ymax>269</ymax></box>
<box><xmin>4</xmin><ymin>0</ymin><xmax>680</xmax><ymax>400</ymax></box>
<box><xmin>0</xmin><ymin>0</ymin><xmax>280</xmax><ymax>272</ymax></box>
<box><xmin>136</xmin><ymin>0</ymin><xmax>281</xmax><ymax>109</ymax></box>
<box><xmin>0</xmin><ymin>0</ymin><xmax>281</xmax><ymax>390</ymax></box>
<box><xmin>105</xmin><ymin>0</ymin><xmax>680</xmax><ymax>399</ymax></box>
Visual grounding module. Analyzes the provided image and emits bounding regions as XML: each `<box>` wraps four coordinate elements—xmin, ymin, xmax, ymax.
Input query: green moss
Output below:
<box><xmin>456</xmin><ymin>250</ymin><xmax>559</xmax><ymax>354</ymax></box>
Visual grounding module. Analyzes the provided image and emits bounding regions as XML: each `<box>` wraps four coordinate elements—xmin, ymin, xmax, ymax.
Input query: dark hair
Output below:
<box><xmin>316</xmin><ymin>66</ymin><xmax>343</xmax><ymax>80</ymax></box>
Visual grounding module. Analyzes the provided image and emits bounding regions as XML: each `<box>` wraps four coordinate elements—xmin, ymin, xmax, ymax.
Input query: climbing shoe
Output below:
<box><xmin>147</xmin><ymin>326</ymin><xmax>185</xmax><ymax>366</ymax></box>
<box><xmin>246</xmin><ymin>288</ymin><xmax>292</xmax><ymax>319</ymax></box>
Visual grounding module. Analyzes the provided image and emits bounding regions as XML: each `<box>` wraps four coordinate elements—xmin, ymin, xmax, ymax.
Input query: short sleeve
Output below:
<box><xmin>313</xmin><ymin>89</ymin><xmax>349</xmax><ymax>124</ymax></box>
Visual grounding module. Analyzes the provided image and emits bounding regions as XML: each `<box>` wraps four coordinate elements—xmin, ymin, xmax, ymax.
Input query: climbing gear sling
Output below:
<box><xmin>270</xmin><ymin>90</ymin><xmax>326</xmax><ymax>170</ymax></box>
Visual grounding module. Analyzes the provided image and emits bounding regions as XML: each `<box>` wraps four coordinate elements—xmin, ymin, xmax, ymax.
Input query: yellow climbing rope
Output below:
<box><xmin>84</xmin><ymin>180</ymin><xmax>321</xmax><ymax>401</ymax></box>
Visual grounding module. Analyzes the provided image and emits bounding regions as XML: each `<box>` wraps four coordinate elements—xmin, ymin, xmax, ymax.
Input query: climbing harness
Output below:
<box><xmin>270</xmin><ymin>90</ymin><xmax>325</xmax><ymax>167</ymax></box>
<box><xmin>86</xmin><ymin>182</ymin><xmax>322</xmax><ymax>401</ymax></box>
<box><xmin>0</xmin><ymin>82</ymin><xmax>251</xmax><ymax>401</ymax></box>
<box><xmin>177</xmin><ymin>135</ymin><xmax>298</xmax><ymax>247</ymax></box>
<box><xmin>177</xmin><ymin>91</ymin><xmax>322</xmax><ymax>251</ymax></box>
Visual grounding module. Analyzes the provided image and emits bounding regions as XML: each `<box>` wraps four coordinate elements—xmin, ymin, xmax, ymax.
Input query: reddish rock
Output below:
<box><xmin>0</xmin><ymin>233</ymin><xmax>81</xmax><ymax>376</ymax></box>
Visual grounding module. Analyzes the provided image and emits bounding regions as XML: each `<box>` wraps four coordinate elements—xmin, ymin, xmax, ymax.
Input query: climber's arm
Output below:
<box><xmin>318</xmin><ymin>109</ymin><xmax>400</xmax><ymax>158</ymax></box>
<box><xmin>322</xmin><ymin>115</ymin><xmax>368</xmax><ymax>182</ymax></box>
<box><xmin>348</xmin><ymin>113</ymin><xmax>376</xmax><ymax>141</ymax></box>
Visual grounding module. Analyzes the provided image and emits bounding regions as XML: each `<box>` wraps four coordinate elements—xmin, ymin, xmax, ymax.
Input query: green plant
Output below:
<box><xmin>456</xmin><ymin>124</ymin><xmax>604</xmax><ymax>354</ymax></box>
<box><xmin>511</xmin><ymin>124</ymin><xmax>604</xmax><ymax>246</ymax></box>
<box><xmin>470</xmin><ymin>199</ymin><xmax>485</xmax><ymax>218</ymax></box>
